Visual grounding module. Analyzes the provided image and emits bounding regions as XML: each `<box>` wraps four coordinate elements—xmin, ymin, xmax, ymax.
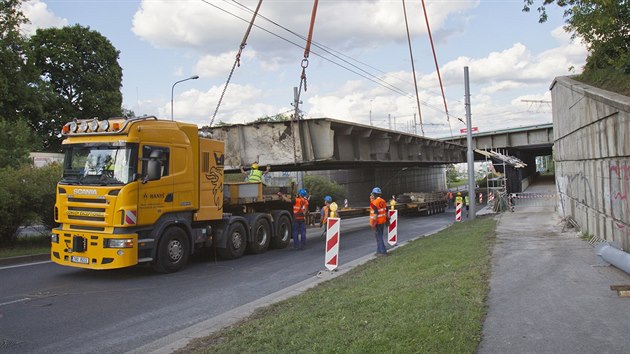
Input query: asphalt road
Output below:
<box><xmin>0</xmin><ymin>211</ymin><xmax>456</xmax><ymax>354</ymax></box>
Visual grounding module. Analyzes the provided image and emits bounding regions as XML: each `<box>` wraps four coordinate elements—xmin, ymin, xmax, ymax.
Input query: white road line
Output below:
<box><xmin>0</xmin><ymin>260</ymin><xmax>52</xmax><ymax>270</ymax></box>
<box><xmin>0</xmin><ymin>297</ymin><xmax>31</xmax><ymax>307</ymax></box>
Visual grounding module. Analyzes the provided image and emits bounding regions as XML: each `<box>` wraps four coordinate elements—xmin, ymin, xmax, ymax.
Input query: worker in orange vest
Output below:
<box><xmin>369</xmin><ymin>187</ymin><xmax>388</xmax><ymax>256</ymax></box>
<box><xmin>280</xmin><ymin>188</ymin><xmax>309</xmax><ymax>250</ymax></box>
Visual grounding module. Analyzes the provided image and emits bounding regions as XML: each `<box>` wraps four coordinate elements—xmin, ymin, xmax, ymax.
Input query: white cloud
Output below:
<box><xmin>195</xmin><ymin>50</ymin><xmax>257</xmax><ymax>78</ymax></box>
<box><xmin>480</xmin><ymin>81</ymin><xmax>526</xmax><ymax>95</ymax></box>
<box><xmin>165</xmin><ymin>83</ymin><xmax>288</xmax><ymax>127</ymax></box>
<box><xmin>132</xmin><ymin>0</ymin><xmax>479</xmax><ymax>55</ymax></box>
<box><xmin>21</xmin><ymin>0</ymin><xmax>68</xmax><ymax>36</ymax></box>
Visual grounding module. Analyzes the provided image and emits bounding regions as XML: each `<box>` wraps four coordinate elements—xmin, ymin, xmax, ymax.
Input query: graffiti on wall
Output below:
<box><xmin>610</xmin><ymin>164</ymin><xmax>630</xmax><ymax>249</ymax></box>
<box><xmin>610</xmin><ymin>164</ymin><xmax>630</xmax><ymax>219</ymax></box>
<box><xmin>556</xmin><ymin>170</ymin><xmax>594</xmax><ymax>217</ymax></box>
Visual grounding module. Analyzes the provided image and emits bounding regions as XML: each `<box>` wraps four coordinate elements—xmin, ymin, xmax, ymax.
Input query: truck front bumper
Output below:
<box><xmin>51</xmin><ymin>229</ymin><xmax>139</xmax><ymax>270</ymax></box>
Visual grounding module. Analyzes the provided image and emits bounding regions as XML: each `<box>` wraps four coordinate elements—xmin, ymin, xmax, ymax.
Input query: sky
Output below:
<box><xmin>20</xmin><ymin>0</ymin><xmax>588</xmax><ymax>138</ymax></box>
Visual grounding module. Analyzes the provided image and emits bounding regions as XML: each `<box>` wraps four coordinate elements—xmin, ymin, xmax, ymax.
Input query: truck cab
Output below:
<box><xmin>51</xmin><ymin>116</ymin><xmax>293</xmax><ymax>273</ymax></box>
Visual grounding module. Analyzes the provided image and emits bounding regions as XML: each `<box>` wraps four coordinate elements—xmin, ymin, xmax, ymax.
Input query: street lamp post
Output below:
<box><xmin>171</xmin><ymin>75</ymin><xmax>199</xmax><ymax>121</ymax></box>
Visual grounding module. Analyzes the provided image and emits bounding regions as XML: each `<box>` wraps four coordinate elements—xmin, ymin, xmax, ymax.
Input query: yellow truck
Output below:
<box><xmin>50</xmin><ymin>116</ymin><xmax>294</xmax><ymax>272</ymax></box>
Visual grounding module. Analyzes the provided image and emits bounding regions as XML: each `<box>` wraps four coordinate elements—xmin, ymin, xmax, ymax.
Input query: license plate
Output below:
<box><xmin>71</xmin><ymin>256</ymin><xmax>89</xmax><ymax>264</ymax></box>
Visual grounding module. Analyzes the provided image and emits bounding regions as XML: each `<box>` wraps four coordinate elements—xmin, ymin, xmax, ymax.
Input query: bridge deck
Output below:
<box><xmin>203</xmin><ymin>118</ymin><xmax>466</xmax><ymax>171</ymax></box>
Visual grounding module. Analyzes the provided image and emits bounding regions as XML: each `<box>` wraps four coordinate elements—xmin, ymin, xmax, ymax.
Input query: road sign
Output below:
<box><xmin>460</xmin><ymin>127</ymin><xmax>478</xmax><ymax>134</ymax></box>
<box><xmin>387</xmin><ymin>210</ymin><xmax>398</xmax><ymax>246</ymax></box>
<box><xmin>456</xmin><ymin>202</ymin><xmax>462</xmax><ymax>221</ymax></box>
<box><xmin>325</xmin><ymin>218</ymin><xmax>340</xmax><ymax>270</ymax></box>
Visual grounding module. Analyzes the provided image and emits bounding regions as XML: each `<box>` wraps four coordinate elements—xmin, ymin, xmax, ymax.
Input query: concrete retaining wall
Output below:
<box><xmin>551</xmin><ymin>76</ymin><xmax>630</xmax><ymax>251</ymax></box>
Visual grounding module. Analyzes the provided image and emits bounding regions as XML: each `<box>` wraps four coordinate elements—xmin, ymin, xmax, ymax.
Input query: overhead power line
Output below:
<box><xmin>201</xmin><ymin>0</ymin><xmax>455</xmax><ymax>118</ymax></box>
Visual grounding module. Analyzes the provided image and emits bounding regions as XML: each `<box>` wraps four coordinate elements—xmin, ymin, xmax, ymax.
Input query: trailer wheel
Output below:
<box><xmin>153</xmin><ymin>227</ymin><xmax>190</xmax><ymax>273</ymax></box>
<box><xmin>246</xmin><ymin>215</ymin><xmax>271</xmax><ymax>254</ymax></box>
<box><xmin>217</xmin><ymin>222</ymin><xmax>247</xmax><ymax>259</ymax></box>
<box><xmin>271</xmin><ymin>213</ymin><xmax>291</xmax><ymax>249</ymax></box>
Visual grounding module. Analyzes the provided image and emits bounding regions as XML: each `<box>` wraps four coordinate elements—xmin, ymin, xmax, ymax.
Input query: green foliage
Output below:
<box><xmin>121</xmin><ymin>107</ymin><xmax>136</xmax><ymax>118</ymax></box>
<box><xmin>523</xmin><ymin>1</ymin><xmax>630</xmax><ymax>74</ymax></box>
<box><xmin>28</xmin><ymin>24</ymin><xmax>123</xmax><ymax>151</ymax></box>
<box><xmin>254</xmin><ymin>113</ymin><xmax>291</xmax><ymax>123</ymax></box>
<box><xmin>576</xmin><ymin>67</ymin><xmax>630</xmax><ymax>97</ymax></box>
<box><xmin>446</xmin><ymin>164</ymin><xmax>459</xmax><ymax>183</ymax></box>
<box><xmin>0</xmin><ymin>118</ymin><xmax>39</xmax><ymax>168</ymax></box>
<box><xmin>304</xmin><ymin>175</ymin><xmax>346</xmax><ymax>210</ymax></box>
<box><xmin>0</xmin><ymin>163</ymin><xmax>61</xmax><ymax>246</ymax></box>
<box><xmin>0</xmin><ymin>0</ymin><xmax>43</xmax><ymax>126</ymax></box>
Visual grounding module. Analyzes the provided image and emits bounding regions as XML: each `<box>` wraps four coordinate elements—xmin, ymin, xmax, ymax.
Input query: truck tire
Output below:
<box><xmin>246</xmin><ymin>214</ymin><xmax>271</xmax><ymax>254</ymax></box>
<box><xmin>217</xmin><ymin>221</ymin><xmax>247</xmax><ymax>259</ymax></box>
<box><xmin>270</xmin><ymin>212</ymin><xmax>291</xmax><ymax>249</ymax></box>
<box><xmin>152</xmin><ymin>226</ymin><xmax>190</xmax><ymax>273</ymax></box>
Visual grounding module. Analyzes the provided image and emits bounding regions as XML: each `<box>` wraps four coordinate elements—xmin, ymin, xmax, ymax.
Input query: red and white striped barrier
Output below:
<box><xmin>456</xmin><ymin>202</ymin><xmax>462</xmax><ymax>222</ymax></box>
<box><xmin>387</xmin><ymin>210</ymin><xmax>398</xmax><ymax>246</ymax></box>
<box><xmin>479</xmin><ymin>193</ymin><xmax>483</xmax><ymax>204</ymax></box>
<box><xmin>488</xmin><ymin>193</ymin><xmax>495</xmax><ymax>203</ymax></box>
<box><xmin>510</xmin><ymin>193</ymin><xmax>556</xmax><ymax>199</ymax></box>
<box><xmin>325</xmin><ymin>218</ymin><xmax>340</xmax><ymax>271</ymax></box>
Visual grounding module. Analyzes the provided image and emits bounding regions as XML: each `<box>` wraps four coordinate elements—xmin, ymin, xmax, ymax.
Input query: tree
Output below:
<box><xmin>0</xmin><ymin>118</ymin><xmax>38</xmax><ymax>168</ymax></box>
<box><xmin>28</xmin><ymin>24</ymin><xmax>123</xmax><ymax>151</ymax></box>
<box><xmin>121</xmin><ymin>107</ymin><xmax>136</xmax><ymax>118</ymax></box>
<box><xmin>523</xmin><ymin>1</ymin><xmax>630</xmax><ymax>73</ymax></box>
<box><xmin>304</xmin><ymin>175</ymin><xmax>346</xmax><ymax>212</ymax></box>
<box><xmin>0</xmin><ymin>0</ymin><xmax>43</xmax><ymax>126</ymax></box>
<box><xmin>446</xmin><ymin>164</ymin><xmax>459</xmax><ymax>183</ymax></box>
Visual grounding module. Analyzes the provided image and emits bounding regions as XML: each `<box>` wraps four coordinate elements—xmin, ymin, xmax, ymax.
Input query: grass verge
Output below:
<box><xmin>179</xmin><ymin>217</ymin><xmax>497</xmax><ymax>354</ymax></box>
<box><xmin>0</xmin><ymin>235</ymin><xmax>50</xmax><ymax>259</ymax></box>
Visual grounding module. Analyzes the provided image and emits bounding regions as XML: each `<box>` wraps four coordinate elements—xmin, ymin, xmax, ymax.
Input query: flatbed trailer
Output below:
<box><xmin>394</xmin><ymin>192</ymin><xmax>448</xmax><ymax>216</ymax></box>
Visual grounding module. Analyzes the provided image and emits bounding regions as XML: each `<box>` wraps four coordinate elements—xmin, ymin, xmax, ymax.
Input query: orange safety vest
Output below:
<box><xmin>293</xmin><ymin>197</ymin><xmax>308</xmax><ymax>220</ymax></box>
<box><xmin>369</xmin><ymin>197</ymin><xmax>387</xmax><ymax>226</ymax></box>
<box><xmin>321</xmin><ymin>204</ymin><xmax>330</xmax><ymax>224</ymax></box>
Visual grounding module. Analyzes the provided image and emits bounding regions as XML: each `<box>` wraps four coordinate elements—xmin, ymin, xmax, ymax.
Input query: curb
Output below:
<box><xmin>0</xmin><ymin>253</ymin><xmax>50</xmax><ymax>267</ymax></box>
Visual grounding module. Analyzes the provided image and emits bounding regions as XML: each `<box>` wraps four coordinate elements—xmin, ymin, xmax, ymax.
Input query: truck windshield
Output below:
<box><xmin>61</xmin><ymin>143</ymin><xmax>138</xmax><ymax>185</ymax></box>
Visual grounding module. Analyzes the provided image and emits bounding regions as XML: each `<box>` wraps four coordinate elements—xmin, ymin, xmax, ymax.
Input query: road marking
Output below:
<box><xmin>0</xmin><ymin>298</ymin><xmax>31</xmax><ymax>307</ymax></box>
<box><xmin>0</xmin><ymin>260</ymin><xmax>52</xmax><ymax>270</ymax></box>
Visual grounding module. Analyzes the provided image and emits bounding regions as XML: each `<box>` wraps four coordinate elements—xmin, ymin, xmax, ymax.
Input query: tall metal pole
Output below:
<box><xmin>464</xmin><ymin>67</ymin><xmax>476</xmax><ymax>220</ymax></box>
<box><xmin>171</xmin><ymin>75</ymin><xmax>199</xmax><ymax>121</ymax></box>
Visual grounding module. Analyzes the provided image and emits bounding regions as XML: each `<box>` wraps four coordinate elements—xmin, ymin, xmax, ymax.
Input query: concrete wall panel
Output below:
<box><xmin>552</xmin><ymin>76</ymin><xmax>630</xmax><ymax>251</ymax></box>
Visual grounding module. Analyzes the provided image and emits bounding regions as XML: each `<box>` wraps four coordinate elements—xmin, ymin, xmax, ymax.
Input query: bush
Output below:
<box><xmin>304</xmin><ymin>175</ymin><xmax>346</xmax><ymax>211</ymax></box>
<box><xmin>0</xmin><ymin>163</ymin><xmax>61</xmax><ymax>246</ymax></box>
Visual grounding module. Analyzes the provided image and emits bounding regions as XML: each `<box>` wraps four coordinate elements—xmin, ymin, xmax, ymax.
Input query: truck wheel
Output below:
<box><xmin>247</xmin><ymin>215</ymin><xmax>271</xmax><ymax>254</ymax></box>
<box><xmin>270</xmin><ymin>214</ymin><xmax>291</xmax><ymax>249</ymax></box>
<box><xmin>217</xmin><ymin>222</ymin><xmax>247</xmax><ymax>259</ymax></box>
<box><xmin>153</xmin><ymin>227</ymin><xmax>190</xmax><ymax>273</ymax></box>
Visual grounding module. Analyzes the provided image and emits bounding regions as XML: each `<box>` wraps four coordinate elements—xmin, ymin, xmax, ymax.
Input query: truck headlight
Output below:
<box><xmin>105</xmin><ymin>238</ymin><xmax>134</xmax><ymax>248</ymax></box>
<box><xmin>51</xmin><ymin>234</ymin><xmax>59</xmax><ymax>243</ymax></box>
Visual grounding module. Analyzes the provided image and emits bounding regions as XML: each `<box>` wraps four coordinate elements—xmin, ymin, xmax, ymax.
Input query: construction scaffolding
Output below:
<box><xmin>477</xmin><ymin>148</ymin><xmax>526</xmax><ymax>213</ymax></box>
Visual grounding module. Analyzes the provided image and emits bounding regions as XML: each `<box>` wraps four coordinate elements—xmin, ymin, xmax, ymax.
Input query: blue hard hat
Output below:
<box><xmin>371</xmin><ymin>187</ymin><xmax>382</xmax><ymax>194</ymax></box>
<box><xmin>324</xmin><ymin>195</ymin><xmax>332</xmax><ymax>203</ymax></box>
<box><xmin>299</xmin><ymin>188</ymin><xmax>308</xmax><ymax>197</ymax></box>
